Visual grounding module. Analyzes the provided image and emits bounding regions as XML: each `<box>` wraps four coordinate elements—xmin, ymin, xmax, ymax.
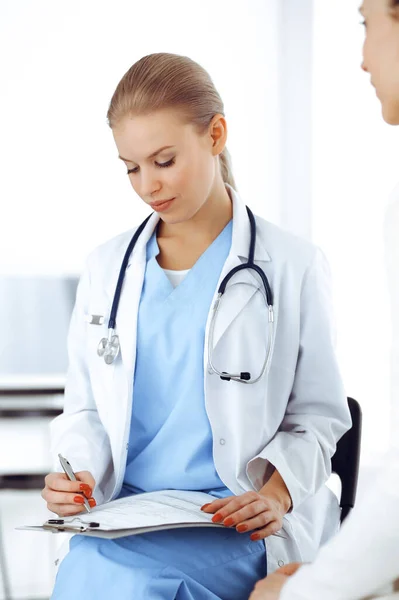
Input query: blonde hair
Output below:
<box><xmin>107</xmin><ymin>53</ymin><xmax>236</xmax><ymax>189</ymax></box>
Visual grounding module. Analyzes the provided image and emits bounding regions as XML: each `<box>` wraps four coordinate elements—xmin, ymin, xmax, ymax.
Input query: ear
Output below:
<box><xmin>209</xmin><ymin>114</ymin><xmax>228</xmax><ymax>156</ymax></box>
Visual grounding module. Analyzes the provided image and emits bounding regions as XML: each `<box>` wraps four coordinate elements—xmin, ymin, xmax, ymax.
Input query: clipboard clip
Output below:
<box><xmin>45</xmin><ymin>518</ymin><xmax>100</xmax><ymax>532</ymax></box>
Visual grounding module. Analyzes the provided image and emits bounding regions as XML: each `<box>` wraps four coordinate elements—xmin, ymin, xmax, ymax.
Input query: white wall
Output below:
<box><xmin>0</xmin><ymin>0</ymin><xmax>282</xmax><ymax>277</ymax></box>
<box><xmin>278</xmin><ymin>0</ymin><xmax>314</xmax><ymax>240</ymax></box>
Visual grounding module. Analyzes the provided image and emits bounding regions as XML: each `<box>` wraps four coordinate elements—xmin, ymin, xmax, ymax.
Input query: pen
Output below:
<box><xmin>58</xmin><ymin>453</ymin><xmax>91</xmax><ymax>513</ymax></box>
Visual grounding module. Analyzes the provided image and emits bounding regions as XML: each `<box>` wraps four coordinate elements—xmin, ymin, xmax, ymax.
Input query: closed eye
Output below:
<box><xmin>127</xmin><ymin>157</ymin><xmax>176</xmax><ymax>175</ymax></box>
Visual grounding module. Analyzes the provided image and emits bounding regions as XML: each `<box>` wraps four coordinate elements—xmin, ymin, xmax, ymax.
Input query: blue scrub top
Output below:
<box><xmin>123</xmin><ymin>221</ymin><xmax>233</xmax><ymax>498</ymax></box>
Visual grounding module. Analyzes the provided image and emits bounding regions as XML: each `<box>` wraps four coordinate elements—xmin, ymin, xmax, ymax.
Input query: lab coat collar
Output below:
<box><xmin>127</xmin><ymin>211</ymin><xmax>159</xmax><ymax>266</ymax></box>
<box><xmin>126</xmin><ymin>184</ymin><xmax>271</xmax><ymax>266</ymax></box>
<box><xmin>227</xmin><ymin>185</ymin><xmax>271</xmax><ymax>263</ymax></box>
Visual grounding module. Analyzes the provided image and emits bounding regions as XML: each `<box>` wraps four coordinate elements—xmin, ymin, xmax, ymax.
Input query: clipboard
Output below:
<box><xmin>17</xmin><ymin>489</ymin><xmax>288</xmax><ymax>540</ymax></box>
<box><xmin>18</xmin><ymin>518</ymin><xmax>230</xmax><ymax>539</ymax></box>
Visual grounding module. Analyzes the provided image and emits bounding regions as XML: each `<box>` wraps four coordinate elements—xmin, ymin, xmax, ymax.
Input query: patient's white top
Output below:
<box><xmin>280</xmin><ymin>188</ymin><xmax>399</xmax><ymax>600</ymax></box>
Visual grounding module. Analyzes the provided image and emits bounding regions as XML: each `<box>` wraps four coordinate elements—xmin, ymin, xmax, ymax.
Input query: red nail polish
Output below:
<box><xmin>251</xmin><ymin>533</ymin><xmax>260</xmax><ymax>541</ymax></box>
<box><xmin>88</xmin><ymin>498</ymin><xmax>96</xmax><ymax>507</ymax></box>
<box><xmin>80</xmin><ymin>484</ymin><xmax>92</xmax><ymax>498</ymax></box>
<box><xmin>74</xmin><ymin>496</ymin><xmax>85</xmax><ymax>504</ymax></box>
<box><xmin>201</xmin><ymin>503</ymin><xmax>211</xmax><ymax>511</ymax></box>
<box><xmin>224</xmin><ymin>517</ymin><xmax>234</xmax><ymax>527</ymax></box>
<box><xmin>237</xmin><ymin>524</ymin><xmax>248</xmax><ymax>533</ymax></box>
<box><xmin>212</xmin><ymin>513</ymin><xmax>223</xmax><ymax>523</ymax></box>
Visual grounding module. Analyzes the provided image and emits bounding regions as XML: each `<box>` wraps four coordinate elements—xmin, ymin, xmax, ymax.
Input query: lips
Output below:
<box><xmin>150</xmin><ymin>198</ymin><xmax>174</xmax><ymax>208</ymax></box>
<box><xmin>149</xmin><ymin>198</ymin><xmax>175</xmax><ymax>212</ymax></box>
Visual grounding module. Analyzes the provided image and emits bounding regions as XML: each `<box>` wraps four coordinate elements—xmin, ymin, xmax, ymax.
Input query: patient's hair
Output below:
<box><xmin>107</xmin><ymin>53</ymin><xmax>236</xmax><ymax>189</ymax></box>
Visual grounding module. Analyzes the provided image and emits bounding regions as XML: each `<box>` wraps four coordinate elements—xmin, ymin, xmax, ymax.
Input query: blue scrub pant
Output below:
<box><xmin>51</xmin><ymin>527</ymin><xmax>267</xmax><ymax>599</ymax></box>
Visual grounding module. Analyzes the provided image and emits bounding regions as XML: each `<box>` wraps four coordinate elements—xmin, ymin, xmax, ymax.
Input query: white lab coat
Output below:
<box><xmin>50</xmin><ymin>187</ymin><xmax>351</xmax><ymax>573</ymax></box>
<box><xmin>280</xmin><ymin>190</ymin><xmax>399</xmax><ymax>600</ymax></box>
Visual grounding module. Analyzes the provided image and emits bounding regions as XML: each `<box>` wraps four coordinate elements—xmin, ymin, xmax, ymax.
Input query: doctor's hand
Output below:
<box><xmin>201</xmin><ymin>470</ymin><xmax>292</xmax><ymax>541</ymax></box>
<box><xmin>249</xmin><ymin>564</ymin><xmax>302</xmax><ymax>600</ymax></box>
<box><xmin>42</xmin><ymin>471</ymin><xmax>97</xmax><ymax>517</ymax></box>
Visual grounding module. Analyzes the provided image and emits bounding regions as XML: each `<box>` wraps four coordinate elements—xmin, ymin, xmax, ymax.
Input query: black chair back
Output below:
<box><xmin>331</xmin><ymin>397</ymin><xmax>362</xmax><ymax>523</ymax></box>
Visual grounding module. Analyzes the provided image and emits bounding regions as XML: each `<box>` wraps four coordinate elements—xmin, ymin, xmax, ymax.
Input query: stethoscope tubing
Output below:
<box><xmin>98</xmin><ymin>206</ymin><xmax>274</xmax><ymax>382</ymax></box>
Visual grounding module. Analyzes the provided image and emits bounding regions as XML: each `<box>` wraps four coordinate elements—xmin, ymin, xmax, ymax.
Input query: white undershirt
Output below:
<box><xmin>162</xmin><ymin>268</ymin><xmax>190</xmax><ymax>288</ymax></box>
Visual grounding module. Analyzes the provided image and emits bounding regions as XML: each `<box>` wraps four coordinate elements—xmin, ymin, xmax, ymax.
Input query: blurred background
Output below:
<box><xmin>1</xmin><ymin>0</ymin><xmax>398</xmax><ymax>597</ymax></box>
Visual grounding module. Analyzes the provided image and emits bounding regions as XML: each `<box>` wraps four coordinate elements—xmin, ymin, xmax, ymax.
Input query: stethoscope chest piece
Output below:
<box><xmin>97</xmin><ymin>331</ymin><xmax>120</xmax><ymax>365</ymax></box>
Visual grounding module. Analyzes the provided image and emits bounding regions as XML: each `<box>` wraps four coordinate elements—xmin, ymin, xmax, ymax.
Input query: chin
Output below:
<box><xmin>381</xmin><ymin>102</ymin><xmax>399</xmax><ymax>126</ymax></box>
<box><xmin>159</xmin><ymin>211</ymin><xmax>192</xmax><ymax>226</ymax></box>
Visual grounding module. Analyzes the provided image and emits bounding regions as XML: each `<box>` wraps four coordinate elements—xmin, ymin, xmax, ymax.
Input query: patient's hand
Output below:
<box><xmin>249</xmin><ymin>564</ymin><xmax>302</xmax><ymax>600</ymax></box>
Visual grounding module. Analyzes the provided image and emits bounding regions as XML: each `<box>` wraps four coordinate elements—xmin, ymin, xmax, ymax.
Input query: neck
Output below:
<box><xmin>158</xmin><ymin>179</ymin><xmax>233</xmax><ymax>244</ymax></box>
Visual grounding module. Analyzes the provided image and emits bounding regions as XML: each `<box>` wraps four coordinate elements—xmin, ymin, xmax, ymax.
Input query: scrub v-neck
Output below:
<box><xmin>123</xmin><ymin>219</ymin><xmax>233</xmax><ymax>496</ymax></box>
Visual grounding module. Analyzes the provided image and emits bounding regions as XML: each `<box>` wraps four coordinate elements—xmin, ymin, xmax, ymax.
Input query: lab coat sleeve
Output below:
<box><xmin>279</xmin><ymin>447</ymin><xmax>399</xmax><ymax>600</ymax></box>
<box><xmin>49</xmin><ymin>257</ymin><xmax>112</xmax><ymax>504</ymax></box>
<box><xmin>247</xmin><ymin>248</ymin><xmax>351</xmax><ymax>509</ymax></box>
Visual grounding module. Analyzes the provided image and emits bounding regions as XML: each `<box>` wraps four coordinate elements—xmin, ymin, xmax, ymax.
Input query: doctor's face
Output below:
<box><xmin>112</xmin><ymin>108</ymin><xmax>222</xmax><ymax>224</ymax></box>
<box><xmin>360</xmin><ymin>0</ymin><xmax>399</xmax><ymax>124</ymax></box>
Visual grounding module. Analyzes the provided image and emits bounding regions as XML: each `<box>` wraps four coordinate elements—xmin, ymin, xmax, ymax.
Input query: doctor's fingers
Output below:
<box><xmin>46</xmin><ymin>502</ymin><xmax>88</xmax><ymax>518</ymax></box>
<box><xmin>204</xmin><ymin>491</ymin><xmax>262</xmax><ymax>518</ymax></box>
<box><xmin>200</xmin><ymin>495</ymin><xmax>234</xmax><ymax>513</ymax></box>
<box><xmin>249</xmin><ymin>519</ymin><xmax>282</xmax><ymax>541</ymax></box>
<box><xmin>213</xmin><ymin>498</ymin><xmax>271</xmax><ymax>526</ymax></box>
<box><xmin>74</xmin><ymin>470</ymin><xmax>96</xmax><ymax>490</ymax></box>
<box><xmin>41</xmin><ymin>488</ymin><xmax>96</xmax><ymax>508</ymax></box>
<box><xmin>44</xmin><ymin>473</ymin><xmax>93</xmax><ymax>498</ymax></box>
<box><xmin>229</xmin><ymin>509</ymin><xmax>281</xmax><ymax>534</ymax></box>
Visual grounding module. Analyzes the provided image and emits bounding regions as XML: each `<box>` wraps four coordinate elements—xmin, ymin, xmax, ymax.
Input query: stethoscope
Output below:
<box><xmin>98</xmin><ymin>206</ymin><xmax>274</xmax><ymax>384</ymax></box>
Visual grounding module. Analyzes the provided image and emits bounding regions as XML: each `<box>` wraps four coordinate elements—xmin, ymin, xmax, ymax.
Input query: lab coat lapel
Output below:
<box><xmin>114</xmin><ymin>212</ymin><xmax>159</xmax><ymax>380</ymax></box>
<box><xmin>116</xmin><ymin>252</ymin><xmax>146</xmax><ymax>379</ymax></box>
<box><xmin>208</xmin><ymin>255</ymin><xmax>261</xmax><ymax>349</ymax></box>
<box><xmin>207</xmin><ymin>186</ymin><xmax>271</xmax><ymax>350</ymax></box>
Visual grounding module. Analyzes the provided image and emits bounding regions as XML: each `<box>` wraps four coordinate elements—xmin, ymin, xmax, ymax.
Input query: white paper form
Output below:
<box><xmin>65</xmin><ymin>490</ymin><xmax>219</xmax><ymax>530</ymax></box>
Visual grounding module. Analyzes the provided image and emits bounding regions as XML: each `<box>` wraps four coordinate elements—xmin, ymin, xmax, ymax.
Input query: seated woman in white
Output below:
<box><xmin>250</xmin><ymin>1</ymin><xmax>399</xmax><ymax>599</ymax></box>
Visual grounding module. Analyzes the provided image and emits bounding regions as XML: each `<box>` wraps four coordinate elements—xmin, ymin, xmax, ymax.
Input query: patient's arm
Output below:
<box><xmin>277</xmin><ymin>448</ymin><xmax>399</xmax><ymax>600</ymax></box>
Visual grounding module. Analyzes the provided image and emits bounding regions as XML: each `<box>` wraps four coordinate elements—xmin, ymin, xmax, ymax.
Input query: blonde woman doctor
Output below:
<box><xmin>42</xmin><ymin>53</ymin><xmax>351</xmax><ymax>600</ymax></box>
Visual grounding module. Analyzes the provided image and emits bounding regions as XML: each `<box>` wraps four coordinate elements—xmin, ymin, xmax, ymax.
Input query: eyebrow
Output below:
<box><xmin>118</xmin><ymin>145</ymin><xmax>175</xmax><ymax>163</ymax></box>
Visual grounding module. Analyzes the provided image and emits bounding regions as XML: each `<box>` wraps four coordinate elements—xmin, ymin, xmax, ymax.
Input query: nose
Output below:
<box><xmin>361</xmin><ymin>60</ymin><xmax>369</xmax><ymax>73</ymax></box>
<box><xmin>139</xmin><ymin>169</ymin><xmax>161</xmax><ymax>198</ymax></box>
